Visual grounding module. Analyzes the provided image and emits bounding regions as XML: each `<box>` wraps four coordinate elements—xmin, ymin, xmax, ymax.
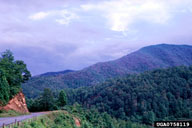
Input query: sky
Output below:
<box><xmin>1</xmin><ymin>0</ymin><xmax>192</xmax><ymax>75</ymax></box>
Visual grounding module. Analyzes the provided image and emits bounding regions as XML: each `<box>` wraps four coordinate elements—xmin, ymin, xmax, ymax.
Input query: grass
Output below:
<box><xmin>16</xmin><ymin>106</ymin><xmax>152</xmax><ymax>128</ymax></box>
<box><xmin>0</xmin><ymin>110</ymin><xmax>28</xmax><ymax>117</ymax></box>
<box><xmin>3</xmin><ymin>106</ymin><xmax>152</xmax><ymax>128</ymax></box>
<box><xmin>13</xmin><ymin>111</ymin><xmax>77</xmax><ymax>128</ymax></box>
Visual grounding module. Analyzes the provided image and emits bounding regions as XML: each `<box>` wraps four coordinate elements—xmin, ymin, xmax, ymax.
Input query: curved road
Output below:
<box><xmin>0</xmin><ymin>112</ymin><xmax>48</xmax><ymax>127</ymax></box>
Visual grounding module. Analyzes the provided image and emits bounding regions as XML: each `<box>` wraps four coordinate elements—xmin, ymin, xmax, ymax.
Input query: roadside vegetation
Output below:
<box><xmin>0</xmin><ymin>50</ymin><xmax>31</xmax><ymax>117</ymax></box>
<box><xmin>0</xmin><ymin>110</ymin><xmax>25</xmax><ymax>117</ymax></box>
<box><xmin>27</xmin><ymin>89</ymin><xmax>67</xmax><ymax>112</ymax></box>
<box><xmin>26</xmin><ymin>89</ymin><xmax>151</xmax><ymax>127</ymax></box>
<box><xmin>0</xmin><ymin>50</ymin><xmax>31</xmax><ymax>106</ymax></box>
<box><xmin>14</xmin><ymin>105</ymin><xmax>151</xmax><ymax>128</ymax></box>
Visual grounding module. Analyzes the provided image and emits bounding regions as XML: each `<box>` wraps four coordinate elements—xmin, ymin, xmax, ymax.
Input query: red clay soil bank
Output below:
<box><xmin>0</xmin><ymin>92</ymin><xmax>29</xmax><ymax>113</ymax></box>
<box><xmin>73</xmin><ymin>117</ymin><xmax>81</xmax><ymax>127</ymax></box>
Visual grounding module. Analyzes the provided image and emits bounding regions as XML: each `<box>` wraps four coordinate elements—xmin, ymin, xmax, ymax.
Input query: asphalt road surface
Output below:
<box><xmin>0</xmin><ymin>112</ymin><xmax>47</xmax><ymax>127</ymax></box>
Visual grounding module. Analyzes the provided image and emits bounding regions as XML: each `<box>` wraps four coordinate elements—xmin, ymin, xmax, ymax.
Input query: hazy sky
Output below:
<box><xmin>1</xmin><ymin>0</ymin><xmax>192</xmax><ymax>75</ymax></box>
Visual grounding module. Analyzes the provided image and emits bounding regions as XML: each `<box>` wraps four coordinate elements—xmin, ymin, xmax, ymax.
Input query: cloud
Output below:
<box><xmin>29</xmin><ymin>12</ymin><xmax>50</xmax><ymax>20</ymax></box>
<box><xmin>29</xmin><ymin>9</ymin><xmax>78</xmax><ymax>25</ymax></box>
<box><xmin>55</xmin><ymin>10</ymin><xmax>79</xmax><ymax>25</ymax></box>
<box><xmin>81</xmin><ymin>0</ymin><xmax>183</xmax><ymax>32</ymax></box>
<box><xmin>1</xmin><ymin>0</ymin><xmax>192</xmax><ymax>75</ymax></box>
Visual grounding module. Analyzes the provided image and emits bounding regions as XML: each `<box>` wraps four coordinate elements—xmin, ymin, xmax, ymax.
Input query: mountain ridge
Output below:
<box><xmin>38</xmin><ymin>70</ymin><xmax>74</xmax><ymax>77</ymax></box>
<box><xmin>22</xmin><ymin>44</ymin><xmax>192</xmax><ymax>98</ymax></box>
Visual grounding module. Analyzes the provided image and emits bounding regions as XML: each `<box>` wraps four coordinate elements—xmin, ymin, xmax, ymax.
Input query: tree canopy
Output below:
<box><xmin>0</xmin><ymin>50</ymin><xmax>31</xmax><ymax>105</ymax></box>
<box><xmin>58</xmin><ymin>90</ymin><xmax>67</xmax><ymax>107</ymax></box>
<box><xmin>67</xmin><ymin>66</ymin><xmax>192</xmax><ymax>124</ymax></box>
<box><xmin>27</xmin><ymin>89</ymin><xmax>68</xmax><ymax>112</ymax></box>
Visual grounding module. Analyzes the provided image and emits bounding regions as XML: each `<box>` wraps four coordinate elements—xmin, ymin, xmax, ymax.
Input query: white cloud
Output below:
<box><xmin>55</xmin><ymin>10</ymin><xmax>79</xmax><ymax>25</ymax></box>
<box><xmin>29</xmin><ymin>12</ymin><xmax>50</xmax><ymax>20</ymax></box>
<box><xmin>81</xmin><ymin>0</ymin><xmax>174</xmax><ymax>32</ymax></box>
<box><xmin>29</xmin><ymin>9</ymin><xmax>78</xmax><ymax>25</ymax></box>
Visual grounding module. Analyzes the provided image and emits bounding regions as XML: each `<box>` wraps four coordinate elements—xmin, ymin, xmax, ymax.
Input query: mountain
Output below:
<box><xmin>68</xmin><ymin>66</ymin><xmax>192</xmax><ymax>124</ymax></box>
<box><xmin>39</xmin><ymin>70</ymin><xmax>74</xmax><ymax>77</ymax></box>
<box><xmin>22</xmin><ymin>44</ymin><xmax>192</xmax><ymax>98</ymax></box>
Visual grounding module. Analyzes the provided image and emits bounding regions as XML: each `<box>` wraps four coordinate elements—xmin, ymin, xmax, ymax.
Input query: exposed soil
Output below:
<box><xmin>73</xmin><ymin>117</ymin><xmax>81</xmax><ymax>127</ymax></box>
<box><xmin>0</xmin><ymin>92</ymin><xmax>29</xmax><ymax>113</ymax></box>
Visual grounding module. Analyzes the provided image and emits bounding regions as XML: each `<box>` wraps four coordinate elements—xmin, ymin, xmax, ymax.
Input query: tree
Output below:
<box><xmin>40</xmin><ymin>88</ymin><xmax>54</xmax><ymax>111</ymax></box>
<box><xmin>0</xmin><ymin>69</ymin><xmax>9</xmax><ymax>105</ymax></box>
<box><xmin>57</xmin><ymin>90</ymin><xmax>67</xmax><ymax>107</ymax></box>
<box><xmin>1</xmin><ymin>50</ymin><xmax>14</xmax><ymax>61</ymax></box>
<box><xmin>143</xmin><ymin>111</ymin><xmax>155</xmax><ymax>125</ymax></box>
<box><xmin>0</xmin><ymin>50</ymin><xmax>31</xmax><ymax>105</ymax></box>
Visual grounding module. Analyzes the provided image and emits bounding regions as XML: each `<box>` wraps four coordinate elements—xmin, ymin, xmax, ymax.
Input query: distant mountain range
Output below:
<box><xmin>22</xmin><ymin>44</ymin><xmax>192</xmax><ymax>98</ymax></box>
<box><xmin>39</xmin><ymin>70</ymin><xmax>74</xmax><ymax>77</ymax></box>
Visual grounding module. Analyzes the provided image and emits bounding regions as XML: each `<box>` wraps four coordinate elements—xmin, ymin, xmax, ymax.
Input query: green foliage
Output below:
<box><xmin>58</xmin><ymin>90</ymin><xmax>67</xmax><ymax>107</ymax></box>
<box><xmin>0</xmin><ymin>110</ymin><xmax>25</xmax><ymax>117</ymax></box>
<box><xmin>0</xmin><ymin>50</ymin><xmax>31</xmax><ymax>106</ymax></box>
<box><xmin>68</xmin><ymin>66</ymin><xmax>192</xmax><ymax>124</ymax></box>
<box><xmin>143</xmin><ymin>111</ymin><xmax>155</xmax><ymax>125</ymax></box>
<box><xmin>63</xmin><ymin>104</ymin><xmax>151</xmax><ymax>128</ymax></box>
<box><xmin>23</xmin><ymin>44</ymin><xmax>192</xmax><ymax>99</ymax></box>
<box><xmin>19</xmin><ymin>106</ymin><xmax>151</xmax><ymax>128</ymax></box>
<box><xmin>40</xmin><ymin>88</ymin><xmax>54</xmax><ymax>111</ymax></box>
<box><xmin>0</xmin><ymin>69</ymin><xmax>9</xmax><ymax>105</ymax></box>
<box><xmin>27</xmin><ymin>89</ymin><xmax>67</xmax><ymax>112</ymax></box>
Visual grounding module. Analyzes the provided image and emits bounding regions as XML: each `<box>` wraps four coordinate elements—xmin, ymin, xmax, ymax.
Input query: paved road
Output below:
<box><xmin>0</xmin><ymin>112</ymin><xmax>47</xmax><ymax>127</ymax></box>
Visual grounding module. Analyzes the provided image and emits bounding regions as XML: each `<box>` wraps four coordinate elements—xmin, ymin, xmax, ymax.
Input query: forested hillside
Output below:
<box><xmin>23</xmin><ymin>44</ymin><xmax>192</xmax><ymax>98</ymax></box>
<box><xmin>67</xmin><ymin>66</ymin><xmax>192</xmax><ymax>125</ymax></box>
<box><xmin>0</xmin><ymin>50</ymin><xmax>31</xmax><ymax>106</ymax></box>
<box><xmin>39</xmin><ymin>70</ymin><xmax>74</xmax><ymax>77</ymax></box>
